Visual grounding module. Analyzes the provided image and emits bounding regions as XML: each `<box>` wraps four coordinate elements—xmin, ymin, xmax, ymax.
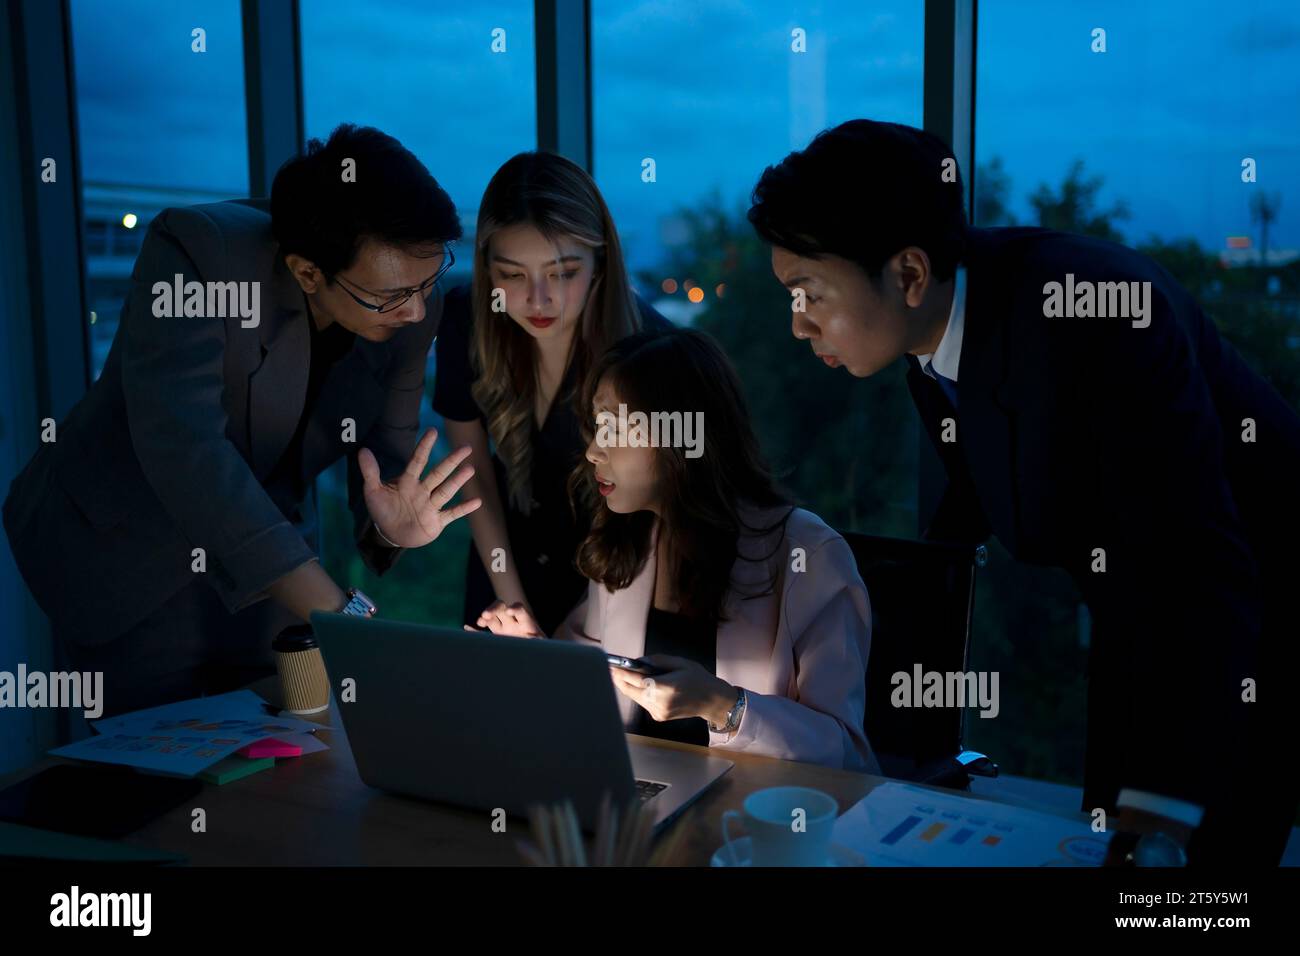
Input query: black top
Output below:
<box><xmin>431</xmin><ymin>282</ymin><xmax>672</xmax><ymax>634</ymax></box>
<box><xmin>265</xmin><ymin>306</ymin><xmax>356</xmax><ymax>512</ymax></box>
<box><xmin>629</xmin><ymin>606</ymin><xmax>717</xmax><ymax>746</ymax></box>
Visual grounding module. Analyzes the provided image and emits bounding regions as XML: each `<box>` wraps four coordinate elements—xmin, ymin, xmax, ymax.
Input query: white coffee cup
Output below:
<box><xmin>721</xmin><ymin>786</ymin><xmax>838</xmax><ymax>866</ymax></box>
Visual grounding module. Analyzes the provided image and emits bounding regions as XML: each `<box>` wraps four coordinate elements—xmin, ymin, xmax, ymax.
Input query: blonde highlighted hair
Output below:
<box><xmin>470</xmin><ymin>151</ymin><xmax>644</xmax><ymax>514</ymax></box>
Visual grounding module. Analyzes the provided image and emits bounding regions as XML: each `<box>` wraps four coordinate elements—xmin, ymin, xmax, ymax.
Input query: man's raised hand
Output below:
<box><xmin>358</xmin><ymin>428</ymin><xmax>482</xmax><ymax>549</ymax></box>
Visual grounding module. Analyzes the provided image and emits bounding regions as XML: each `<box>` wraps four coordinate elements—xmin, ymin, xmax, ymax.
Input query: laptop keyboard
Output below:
<box><xmin>634</xmin><ymin>779</ymin><xmax>670</xmax><ymax>803</ymax></box>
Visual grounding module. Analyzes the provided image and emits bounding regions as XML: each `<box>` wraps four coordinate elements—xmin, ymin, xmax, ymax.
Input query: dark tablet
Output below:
<box><xmin>0</xmin><ymin>763</ymin><xmax>202</xmax><ymax>840</ymax></box>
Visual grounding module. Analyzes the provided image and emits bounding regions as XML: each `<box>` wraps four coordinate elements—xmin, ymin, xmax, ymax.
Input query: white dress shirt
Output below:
<box><xmin>915</xmin><ymin>265</ymin><xmax>967</xmax><ymax>383</ymax></box>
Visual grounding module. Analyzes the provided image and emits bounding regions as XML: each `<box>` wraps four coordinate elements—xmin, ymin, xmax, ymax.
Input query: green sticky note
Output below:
<box><xmin>197</xmin><ymin>756</ymin><xmax>274</xmax><ymax>785</ymax></box>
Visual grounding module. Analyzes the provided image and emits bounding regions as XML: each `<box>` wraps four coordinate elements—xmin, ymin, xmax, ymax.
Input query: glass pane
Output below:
<box><xmin>973</xmin><ymin>0</ymin><xmax>1300</xmax><ymax>787</ymax></box>
<box><xmin>593</xmin><ymin>0</ymin><xmax>924</xmax><ymax>537</ymax></box>
<box><xmin>301</xmin><ymin>0</ymin><xmax>536</xmax><ymax>625</ymax></box>
<box><xmin>70</xmin><ymin>0</ymin><xmax>249</xmax><ymax>380</ymax></box>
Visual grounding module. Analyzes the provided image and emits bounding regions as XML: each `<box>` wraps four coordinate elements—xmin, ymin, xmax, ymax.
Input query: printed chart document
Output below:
<box><xmin>49</xmin><ymin>690</ymin><xmax>325</xmax><ymax>776</ymax></box>
<box><xmin>832</xmin><ymin>781</ymin><xmax>1108</xmax><ymax>866</ymax></box>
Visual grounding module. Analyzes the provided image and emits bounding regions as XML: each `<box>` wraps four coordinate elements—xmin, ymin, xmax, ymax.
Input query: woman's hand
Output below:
<box><xmin>471</xmin><ymin>600</ymin><xmax>545</xmax><ymax>638</ymax></box>
<box><xmin>610</xmin><ymin>654</ymin><xmax>737</xmax><ymax>727</ymax></box>
<box><xmin>359</xmin><ymin>428</ymin><xmax>482</xmax><ymax>548</ymax></box>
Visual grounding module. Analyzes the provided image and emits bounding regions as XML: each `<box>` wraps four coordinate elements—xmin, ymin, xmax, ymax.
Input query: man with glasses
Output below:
<box><xmin>3</xmin><ymin>124</ymin><xmax>480</xmax><ymax>719</ymax></box>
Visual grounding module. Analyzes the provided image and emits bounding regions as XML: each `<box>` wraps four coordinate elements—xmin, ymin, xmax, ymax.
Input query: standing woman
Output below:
<box><xmin>433</xmin><ymin>152</ymin><xmax>668</xmax><ymax>634</ymax></box>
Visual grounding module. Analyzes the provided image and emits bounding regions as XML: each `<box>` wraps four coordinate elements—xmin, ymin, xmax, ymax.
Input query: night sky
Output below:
<box><xmin>70</xmin><ymin>0</ymin><xmax>1300</xmax><ymax>271</ymax></box>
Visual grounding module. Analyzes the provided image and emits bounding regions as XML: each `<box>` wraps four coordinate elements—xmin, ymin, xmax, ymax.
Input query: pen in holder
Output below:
<box><xmin>517</xmin><ymin>793</ymin><xmax>684</xmax><ymax>866</ymax></box>
<box><xmin>272</xmin><ymin>624</ymin><xmax>331</xmax><ymax>716</ymax></box>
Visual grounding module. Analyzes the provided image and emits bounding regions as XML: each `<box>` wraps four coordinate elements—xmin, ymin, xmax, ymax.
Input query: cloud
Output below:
<box><xmin>1226</xmin><ymin>18</ymin><xmax>1300</xmax><ymax>54</ymax></box>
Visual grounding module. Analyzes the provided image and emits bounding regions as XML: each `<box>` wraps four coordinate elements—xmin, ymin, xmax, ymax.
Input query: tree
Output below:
<box><xmin>974</xmin><ymin>156</ymin><xmax>1016</xmax><ymax>226</ymax></box>
<box><xmin>1249</xmin><ymin>190</ymin><xmax>1282</xmax><ymax>267</ymax></box>
<box><xmin>639</xmin><ymin>191</ymin><xmax>919</xmax><ymax>538</ymax></box>
<box><xmin>1028</xmin><ymin>158</ymin><xmax>1130</xmax><ymax>241</ymax></box>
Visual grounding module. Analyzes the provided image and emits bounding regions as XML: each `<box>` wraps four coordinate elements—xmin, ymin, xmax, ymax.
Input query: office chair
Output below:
<box><xmin>838</xmin><ymin>531</ymin><xmax>998</xmax><ymax>790</ymax></box>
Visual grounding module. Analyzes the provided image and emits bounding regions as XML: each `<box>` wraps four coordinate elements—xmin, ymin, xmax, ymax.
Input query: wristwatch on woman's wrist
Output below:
<box><xmin>709</xmin><ymin>687</ymin><xmax>746</xmax><ymax>734</ymax></box>
<box><xmin>339</xmin><ymin>587</ymin><xmax>377</xmax><ymax>618</ymax></box>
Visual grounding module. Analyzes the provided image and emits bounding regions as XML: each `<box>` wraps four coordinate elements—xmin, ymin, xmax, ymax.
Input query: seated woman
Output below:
<box><xmin>476</xmin><ymin>327</ymin><xmax>877</xmax><ymax>771</ymax></box>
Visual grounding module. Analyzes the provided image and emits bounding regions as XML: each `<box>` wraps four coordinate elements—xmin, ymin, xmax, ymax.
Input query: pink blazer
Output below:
<box><xmin>555</xmin><ymin>505</ymin><xmax>878</xmax><ymax>772</ymax></box>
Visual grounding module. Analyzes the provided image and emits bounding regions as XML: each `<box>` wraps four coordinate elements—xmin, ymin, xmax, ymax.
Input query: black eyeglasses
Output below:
<box><xmin>333</xmin><ymin>244</ymin><xmax>456</xmax><ymax>313</ymax></box>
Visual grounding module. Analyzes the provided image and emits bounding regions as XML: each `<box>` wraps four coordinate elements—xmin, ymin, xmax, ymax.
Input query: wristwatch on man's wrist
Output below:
<box><xmin>709</xmin><ymin>687</ymin><xmax>747</xmax><ymax>734</ymax></box>
<box><xmin>340</xmin><ymin>587</ymin><xmax>377</xmax><ymax>618</ymax></box>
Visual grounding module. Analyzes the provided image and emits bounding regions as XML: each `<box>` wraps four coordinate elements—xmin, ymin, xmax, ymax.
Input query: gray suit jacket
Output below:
<box><xmin>3</xmin><ymin>199</ymin><xmax>441</xmax><ymax>645</ymax></box>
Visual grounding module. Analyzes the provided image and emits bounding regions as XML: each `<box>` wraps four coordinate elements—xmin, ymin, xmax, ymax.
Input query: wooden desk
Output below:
<box><xmin>2</xmin><ymin>681</ymin><xmax>1087</xmax><ymax>866</ymax></box>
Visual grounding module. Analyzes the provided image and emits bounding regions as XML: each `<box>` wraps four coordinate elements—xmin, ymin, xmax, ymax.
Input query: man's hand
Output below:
<box><xmin>358</xmin><ymin>428</ymin><xmax>482</xmax><ymax>549</ymax></box>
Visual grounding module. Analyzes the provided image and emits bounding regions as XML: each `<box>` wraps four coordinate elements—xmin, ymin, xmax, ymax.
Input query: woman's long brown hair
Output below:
<box><xmin>470</xmin><ymin>152</ymin><xmax>643</xmax><ymax>514</ymax></box>
<box><xmin>569</xmin><ymin>327</ymin><xmax>794</xmax><ymax>623</ymax></box>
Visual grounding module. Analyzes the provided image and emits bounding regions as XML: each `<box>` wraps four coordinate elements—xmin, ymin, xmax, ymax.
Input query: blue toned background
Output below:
<box><xmin>50</xmin><ymin>0</ymin><xmax>1300</xmax><ymax>792</ymax></box>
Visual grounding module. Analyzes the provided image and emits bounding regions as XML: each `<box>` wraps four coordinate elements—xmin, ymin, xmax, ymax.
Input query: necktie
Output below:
<box><xmin>926</xmin><ymin>361</ymin><xmax>959</xmax><ymax>410</ymax></box>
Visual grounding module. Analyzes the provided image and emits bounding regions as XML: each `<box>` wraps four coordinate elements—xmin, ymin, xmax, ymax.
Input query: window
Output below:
<box><xmin>592</xmin><ymin>0</ymin><xmax>925</xmax><ymax>538</ymax></box>
<box><xmin>971</xmin><ymin>0</ymin><xmax>1300</xmax><ymax>787</ymax></box>
<box><xmin>301</xmin><ymin>0</ymin><xmax>536</xmax><ymax>624</ymax></box>
<box><xmin>70</xmin><ymin>0</ymin><xmax>249</xmax><ymax>380</ymax></box>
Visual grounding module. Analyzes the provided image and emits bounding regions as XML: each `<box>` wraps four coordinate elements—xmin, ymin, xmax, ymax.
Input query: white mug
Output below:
<box><xmin>722</xmin><ymin>786</ymin><xmax>838</xmax><ymax>866</ymax></box>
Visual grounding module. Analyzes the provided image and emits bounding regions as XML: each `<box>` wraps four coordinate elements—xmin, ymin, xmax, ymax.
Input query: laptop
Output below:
<box><xmin>310</xmin><ymin>612</ymin><xmax>734</xmax><ymax>832</ymax></box>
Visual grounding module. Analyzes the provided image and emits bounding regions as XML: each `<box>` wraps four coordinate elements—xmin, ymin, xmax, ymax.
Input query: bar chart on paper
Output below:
<box><xmin>832</xmin><ymin>782</ymin><xmax>1108</xmax><ymax>866</ymax></box>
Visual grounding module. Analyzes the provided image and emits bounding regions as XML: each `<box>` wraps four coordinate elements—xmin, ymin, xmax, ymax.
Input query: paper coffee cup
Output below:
<box><xmin>273</xmin><ymin>625</ymin><xmax>330</xmax><ymax>716</ymax></box>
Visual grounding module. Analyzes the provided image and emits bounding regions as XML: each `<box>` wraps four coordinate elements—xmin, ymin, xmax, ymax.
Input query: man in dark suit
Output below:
<box><xmin>3</xmin><ymin>124</ymin><xmax>481</xmax><ymax>719</ymax></box>
<box><xmin>749</xmin><ymin>119</ymin><xmax>1299</xmax><ymax>865</ymax></box>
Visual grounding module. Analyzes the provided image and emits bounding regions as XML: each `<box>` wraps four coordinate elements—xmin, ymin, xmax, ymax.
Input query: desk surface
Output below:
<box><xmin>3</xmin><ymin>681</ymin><xmax>1087</xmax><ymax>866</ymax></box>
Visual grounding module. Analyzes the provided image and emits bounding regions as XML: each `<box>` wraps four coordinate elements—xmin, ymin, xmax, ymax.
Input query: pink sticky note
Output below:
<box><xmin>237</xmin><ymin>738</ymin><xmax>303</xmax><ymax>759</ymax></box>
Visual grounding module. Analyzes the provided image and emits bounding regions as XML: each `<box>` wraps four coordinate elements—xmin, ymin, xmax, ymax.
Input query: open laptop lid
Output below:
<box><xmin>310</xmin><ymin>612</ymin><xmax>637</xmax><ymax>824</ymax></box>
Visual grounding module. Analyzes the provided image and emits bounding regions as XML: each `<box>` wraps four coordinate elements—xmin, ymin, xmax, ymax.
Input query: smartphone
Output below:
<box><xmin>605</xmin><ymin>654</ymin><xmax>668</xmax><ymax>676</ymax></box>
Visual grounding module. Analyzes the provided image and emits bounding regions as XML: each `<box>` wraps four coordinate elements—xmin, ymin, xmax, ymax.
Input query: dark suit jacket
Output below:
<box><xmin>3</xmin><ymin>199</ymin><xmax>439</xmax><ymax>645</ymax></box>
<box><xmin>909</xmin><ymin>226</ymin><xmax>1300</xmax><ymax>814</ymax></box>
